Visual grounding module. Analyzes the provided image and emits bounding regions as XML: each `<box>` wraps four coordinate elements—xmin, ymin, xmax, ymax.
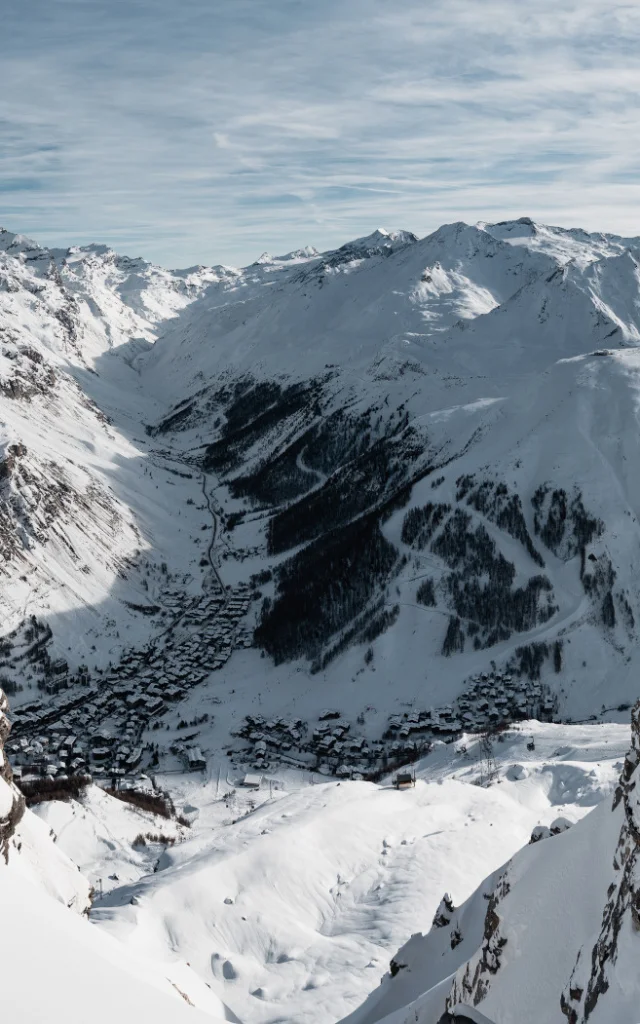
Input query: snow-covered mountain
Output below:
<box><xmin>138</xmin><ymin>215</ymin><xmax>640</xmax><ymax>732</ymax></box>
<box><xmin>3</xmin><ymin>216</ymin><xmax>640</xmax><ymax>763</ymax></box>
<box><xmin>3</xmin><ymin>215</ymin><xmax>640</xmax><ymax>1021</ymax></box>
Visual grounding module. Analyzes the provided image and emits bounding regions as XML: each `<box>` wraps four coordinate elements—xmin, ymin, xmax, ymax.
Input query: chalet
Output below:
<box><xmin>187</xmin><ymin>747</ymin><xmax>206</xmax><ymax>771</ymax></box>
<box><xmin>241</xmin><ymin>773</ymin><xmax>262</xmax><ymax>789</ymax></box>
<box><xmin>126</xmin><ymin>748</ymin><xmax>142</xmax><ymax>770</ymax></box>
<box><xmin>145</xmin><ymin>697</ymin><xmax>166</xmax><ymax>715</ymax></box>
<box><xmin>394</xmin><ymin>772</ymin><xmax>415</xmax><ymax>790</ymax></box>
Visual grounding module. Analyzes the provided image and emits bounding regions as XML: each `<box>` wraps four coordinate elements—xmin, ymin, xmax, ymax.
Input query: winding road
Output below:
<box><xmin>198</xmin><ymin>469</ymin><xmax>227</xmax><ymax>596</ymax></box>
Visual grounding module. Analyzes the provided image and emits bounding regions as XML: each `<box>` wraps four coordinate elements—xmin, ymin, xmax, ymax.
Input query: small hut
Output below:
<box><xmin>187</xmin><ymin>747</ymin><xmax>206</xmax><ymax>771</ymax></box>
<box><xmin>241</xmin><ymin>773</ymin><xmax>262</xmax><ymax>789</ymax></box>
<box><xmin>394</xmin><ymin>772</ymin><xmax>415</xmax><ymax>790</ymax></box>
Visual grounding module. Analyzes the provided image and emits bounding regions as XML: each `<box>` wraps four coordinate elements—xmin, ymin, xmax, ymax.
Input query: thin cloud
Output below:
<box><xmin>2</xmin><ymin>0</ymin><xmax>640</xmax><ymax>265</ymax></box>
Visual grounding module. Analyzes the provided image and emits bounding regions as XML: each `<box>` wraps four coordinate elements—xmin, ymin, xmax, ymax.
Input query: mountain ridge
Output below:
<box><xmin>2</xmin><ymin>215</ymin><xmax>640</xmax><ymax>771</ymax></box>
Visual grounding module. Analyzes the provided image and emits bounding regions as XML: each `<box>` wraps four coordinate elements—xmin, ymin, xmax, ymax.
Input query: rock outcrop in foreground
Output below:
<box><xmin>558</xmin><ymin>700</ymin><xmax>640</xmax><ymax>1022</ymax></box>
<box><xmin>444</xmin><ymin>701</ymin><xmax>640</xmax><ymax>1023</ymax></box>
<box><xmin>341</xmin><ymin>703</ymin><xmax>640</xmax><ymax>1024</ymax></box>
<box><xmin>0</xmin><ymin>688</ymin><xmax>24</xmax><ymax>860</ymax></box>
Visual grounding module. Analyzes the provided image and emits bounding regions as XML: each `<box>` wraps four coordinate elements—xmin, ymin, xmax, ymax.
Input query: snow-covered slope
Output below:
<box><xmin>0</xmin><ymin>849</ymin><xmax>236</xmax><ymax>1024</ymax></box>
<box><xmin>32</xmin><ymin>782</ymin><xmax>190</xmax><ymax>894</ymax></box>
<box><xmin>0</xmin><ymin>225</ymin><xmax>222</xmax><ymax>674</ymax></box>
<box><xmin>342</xmin><ymin>701</ymin><xmax>640</xmax><ymax>1024</ymax></box>
<box><xmin>143</xmin><ymin>220</ymin><xmax>554</xmax><ymax>386</ymax></box>
<box><xmin>64</xmin><ymin>718</ymin><xmax>626</xmax><ymax>1024</ymax></box>
<box><xmin>0</xmin><ymin>684</ymin><xmax>236</xmax><ymax>1024</ymax></box>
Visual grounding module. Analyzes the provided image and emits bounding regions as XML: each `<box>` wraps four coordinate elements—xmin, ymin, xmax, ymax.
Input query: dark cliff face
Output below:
<box><xmin>0</xmin><ymin>688</ymin><xmax>25</xmax><ymax>861</ymax></box>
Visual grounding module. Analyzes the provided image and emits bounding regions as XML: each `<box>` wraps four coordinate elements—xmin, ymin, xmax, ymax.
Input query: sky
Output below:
<box><xmin>2</xmin><ymin>0</ymin><xmax>640</xmax><ymax>268</ymax></box>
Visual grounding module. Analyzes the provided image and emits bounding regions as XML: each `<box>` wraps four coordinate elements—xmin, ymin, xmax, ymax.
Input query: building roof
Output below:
<box><xmin>242</xmin><ymin>773</ymin><xmax>262</xmax><ymax>787</ymax></box>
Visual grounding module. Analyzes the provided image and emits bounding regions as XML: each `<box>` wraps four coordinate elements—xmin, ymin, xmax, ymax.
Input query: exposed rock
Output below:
<box><xmin>433</xmin><ymin>892</ymin><xmax>456</xmax><ymax>928</ymax></box>
<box><xmin>561</xmin><ymin>699</ymin><xmax>640</xmax><ymax>1021</ymax></box>
<box><xmin>529</xmin><ymin>824</ymin><xmax>552</xmax><ymax>844</ymax></box>
<box><xmin>0</xmin><ymin>688</ymin><xmax>25</xmax><ymax>860</ymax></box>
<box><xmin>550</xmin><ymin>816</ymin><xmax>573</xmax><ymax>835</ymax></box>
<box><xmin>446</xmin><ymin>873</ymin><xmax>510</xmax><ymax>1008</ymax></box>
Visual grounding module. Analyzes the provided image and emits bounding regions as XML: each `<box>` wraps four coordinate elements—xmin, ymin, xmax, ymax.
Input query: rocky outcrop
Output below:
<box><xmin>0</xmin><ymin>688</ymin><xmax>25</xmax><ymax>860</ymax></box>
<box><xmin>445</xmin><ymin>873</ymin><xmax>510</xmax><ymax>1010</ymax></box>
<box><xmin>442</xmin><ymin>701</ymin><xmax>640</xmax><ymax>1022</ymax></box>
<box><xmin>560</xmin><ymin>700</ymin><xmax>640</xmax><ymax>1022</ymax></box>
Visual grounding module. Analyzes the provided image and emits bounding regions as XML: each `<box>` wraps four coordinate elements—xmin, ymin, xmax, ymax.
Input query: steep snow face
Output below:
<box><xmin>0</xmin><ymin>840</ymin><xmax>236</xmax><ymax>1024</ymax></box>
<box><xmin>80</xmin><ymin>720</ymin><xmax>628</xmax><ymax>1024</ymax></box>
<box><xmin>0</xmin><ymin>684</ymin><xmax>235</xmax><ymax>1024</ymax></box>
<box><xmin>340</xmin><ymin>706</ymin><xmax>640</xmax><ymax>1024</ymax></box>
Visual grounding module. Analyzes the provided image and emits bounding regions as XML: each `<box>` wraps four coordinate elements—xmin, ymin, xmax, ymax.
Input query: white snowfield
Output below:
<box><xmin>26</xmin><ymin>719</ymin><xmax>624</xmax><ymax>1024</ymax></box>
<box><xmin>2</xmin><ymin>808</ymin><xmax>236</xmax><ymax>1024</ymax></box>
<box><xmin>33</xmin><ymin>782</ymin><xmax>189</xmax><ymax>894</ymax></box>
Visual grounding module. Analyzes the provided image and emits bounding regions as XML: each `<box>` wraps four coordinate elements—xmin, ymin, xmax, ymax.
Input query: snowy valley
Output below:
<box><xmin>1</xmin><ymin>216</ymin><xmax>640</xmax><ymax>1021</ymax></box>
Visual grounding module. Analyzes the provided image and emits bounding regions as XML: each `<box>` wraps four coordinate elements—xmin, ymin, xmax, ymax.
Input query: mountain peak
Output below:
<box><xmin>0</xmin><ymin>227</ymin><xmax>44</xmax><ymax>255</ymax></box>
<box><xmin>477</xmin><ymin>216</ymin><xmax>540</xmax><ymax>244</ymax></box>
<box><xmin>329</xmin><ymin>227</ymin><xmax>417</xmax><ymax>262</ymax></box>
